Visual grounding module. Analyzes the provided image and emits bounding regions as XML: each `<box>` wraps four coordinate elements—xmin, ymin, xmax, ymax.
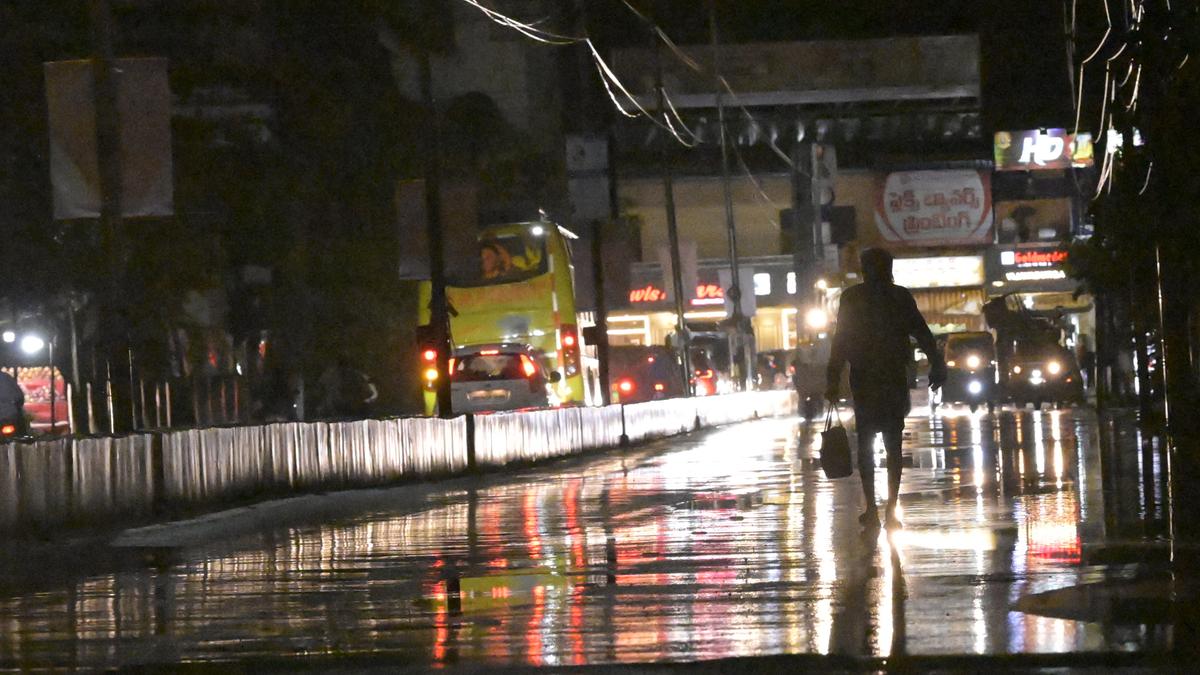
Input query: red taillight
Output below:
<box><xmin>694</xmin><ymin>369</ymin><xmax>714</xmax><ymax>379</ymax></box>
<box><xmin>422</xmin><ymin>348</ymin><xmax>437</xmax><ymax>362</ymax></box>
<box><xmin>1</xmin><ymin>424</ymin><xmax>15</xmax><ymax>435</ymax></box>
<box><xmin>447</xmin><ymin>357</ymin><xmax>456</xmax><ymax>372</ymax></box>
<box><xmin>618</xmin><ymin>379</ymin><xmax>634</xmax><ymax>393</ymax></box>
<box><xmin>520</xmin><ymin>354</ymin><xmax>537</xmax><ymax>378</ymax></box>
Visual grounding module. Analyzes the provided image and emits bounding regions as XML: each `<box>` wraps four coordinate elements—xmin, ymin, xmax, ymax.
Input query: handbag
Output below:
<box><xmin>819</xmin><ymin>403</ymin><xmax>853</xmax><ymax>479</ymax></box>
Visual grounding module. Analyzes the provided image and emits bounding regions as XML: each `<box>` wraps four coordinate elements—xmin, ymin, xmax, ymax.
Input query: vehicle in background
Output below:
<box><xmin>755</xmin><ymin>350</ymin><xmax>792</xmax><ymax>390</ymax></box>
<box><xmin>607</xmin><ymin>345</ymin><xmax>686</xmax><ymax>404</ymax></box>
<box><xmin>688</xmin><ymin>331</ymin><xmax>735</xmax><ymax>396</ymax></box>
<box><xmin>418</xmin><ymin>221</ymin><xmax>585</xmax><ymax>415</ymax></box>
<box><xmin>934</xmin><ymin>331</ymin><xmax>998</xmax><ymax>413</ymax></box>
<box><xmin>1002</xmin><ymin>343</ymin><xmax>1085</xmax><ymax>409</ymax></box>
<box><xmin>449</xmin><ymin>344</ymin><xmax>561</xmax><ymax>413</ymax></box>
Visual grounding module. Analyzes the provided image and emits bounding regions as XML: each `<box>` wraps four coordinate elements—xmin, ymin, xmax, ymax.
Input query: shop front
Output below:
<box><xmin>608</xmin><ymin>256</ymin><xmax>836</xmax><ymax>352</ymax></box>
<box><xmin>985</xmin><ymin>243</ymin><xmax>1094</xmax><ymax>351</ymax></box>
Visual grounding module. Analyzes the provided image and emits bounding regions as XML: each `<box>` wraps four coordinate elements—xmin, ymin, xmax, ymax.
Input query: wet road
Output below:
<box><xmin>0</xmin><ymin>405</ymin><xmax>1180</xmax><ymax>670</ymax></box>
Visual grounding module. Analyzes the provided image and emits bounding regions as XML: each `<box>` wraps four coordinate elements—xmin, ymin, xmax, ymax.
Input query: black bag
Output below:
<box><xmin>820</xmin><ymin>404</ymin><xmax>853</xmax><ymax>479</ymax></box>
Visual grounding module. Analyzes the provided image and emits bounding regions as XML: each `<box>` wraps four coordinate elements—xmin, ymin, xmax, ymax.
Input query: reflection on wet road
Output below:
<box><xmin>0</xmin><ymin>407</ymin><xmax>1175</xmax><ymax>669</ymax></box>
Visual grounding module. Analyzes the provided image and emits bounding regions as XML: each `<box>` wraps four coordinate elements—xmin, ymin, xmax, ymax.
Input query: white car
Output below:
<box><xmin>449</xmin><ymin>343</ymin><xmax>560</xmax><ymax>413</ymax></box>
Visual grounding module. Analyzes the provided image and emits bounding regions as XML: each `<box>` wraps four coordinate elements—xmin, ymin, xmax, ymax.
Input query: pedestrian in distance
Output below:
<box><xmin>317</xmin><ymin>356</ymin><xmax>378</xmax><ymax>420</ymax></box>
<box><xmin>826</xmin><ymin>248</ymin><xmax>946</xmax><ymax>531</ymax></box>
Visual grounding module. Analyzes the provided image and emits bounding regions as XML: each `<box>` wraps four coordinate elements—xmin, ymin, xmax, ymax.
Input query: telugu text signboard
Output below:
<box><xmin>874</xmin><ymin>170</ymin><xmax>993</xmax><ymax>247</ymax></box>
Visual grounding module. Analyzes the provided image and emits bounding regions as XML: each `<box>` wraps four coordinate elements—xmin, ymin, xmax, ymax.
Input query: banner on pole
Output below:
<box><xmin>45</xmin><ymin>58</ymin><xmax>174</xmax><ymax>219</ymax></box>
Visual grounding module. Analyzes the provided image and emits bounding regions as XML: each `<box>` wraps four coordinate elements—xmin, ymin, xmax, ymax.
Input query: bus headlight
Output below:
<box><xmin>966</xmin><ymin>354</ymin><xmax>981</xmax><ymax>370</ymax></box>
<box><xmin>967</xmin><ymin>380</ymin><xmax>983</xmax><ymax>395</ymax></box>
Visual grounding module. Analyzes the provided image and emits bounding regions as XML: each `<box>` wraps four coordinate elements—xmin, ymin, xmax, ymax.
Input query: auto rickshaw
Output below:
<box><xmin>934</xmin><ymin>331</ymin><xmax>998</xmax><ymax>413</ymax></box>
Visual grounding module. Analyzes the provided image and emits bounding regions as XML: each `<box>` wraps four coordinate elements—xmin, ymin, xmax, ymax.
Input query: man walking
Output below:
<box><xmin>826</xmin><ymin>248</ymin><xmax>945</xmax><ymax>531</ymax></box>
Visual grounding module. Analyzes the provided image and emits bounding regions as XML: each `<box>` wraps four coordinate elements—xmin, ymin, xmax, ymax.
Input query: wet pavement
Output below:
<box><xmin>0</xmin><ymin>404</ymin><xmax>1190</xmax><ymax>671</ymax></box>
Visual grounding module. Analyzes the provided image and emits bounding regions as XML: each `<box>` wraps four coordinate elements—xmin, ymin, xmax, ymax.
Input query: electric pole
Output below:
<box><xmin>418</xmin><ymin>51</ymin><xmax>453</xmax><ymax>417</ymax></box>
<box><xmin>710</xmin><ymin>0</ymin><xmax>749</xmax><ymax>391</ymax></box>
<box><xmin>652</xmin><ymin>26</ymin><xmax>693</xmax><ymax>396</ymax></box>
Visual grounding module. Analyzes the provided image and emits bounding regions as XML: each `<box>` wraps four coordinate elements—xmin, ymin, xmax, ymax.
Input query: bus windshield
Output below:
<box><xmin>477</xmin><ymin>232</ymin><xmax>547</xmax><ymax>283</ymax></box>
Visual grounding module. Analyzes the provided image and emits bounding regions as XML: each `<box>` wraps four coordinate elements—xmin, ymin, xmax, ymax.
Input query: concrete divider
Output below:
<box><xmin>1</xmin><ymin>391</ymin><xmax>792</xmax><ymax>535</ymax></box>
<box><xmin>622</xmin><ymin>398</ymin><xmax>697</xmax><ymax>443</ymax></box>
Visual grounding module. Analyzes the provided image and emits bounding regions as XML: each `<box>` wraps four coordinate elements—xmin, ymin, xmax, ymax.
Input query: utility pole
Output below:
<box><xmin>709</xmin><ymin>0</ymin><xmax>748</xmax><ymax>391</ymax></box>
<box><xmin>418</xmin><ymin>51</ymin><xmax>453</xmax><ymax>417</ymax></box>
<box><xmin>790</xmin><ymin>136</ymin><xmax>813</xmax><ymax>343</ymax></box>
<box><xmin>591</xmin><ymin>220</ymin><xmax>611</xmax><ymax>405</ymax></box>
<box><xmin>652</xmin><ymin>28</ymin><xmax>692</xmax><ymax>395</ymax></box>
<box><xmin>87</xmin><ymin>0</ymin><xmax>124</xmax><ymax>432</ymax></box>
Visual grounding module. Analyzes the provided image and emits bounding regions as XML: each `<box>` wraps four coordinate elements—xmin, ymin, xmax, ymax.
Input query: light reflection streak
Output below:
<box><xmin>1033</xmin><ymin>411</ymin><xmax>1046</xmax><ymax>476</ymax></box>
<box><xmin>814</xmin><ymin>486</ymin><xmax>835</xmax><ymax>654</ymax></box>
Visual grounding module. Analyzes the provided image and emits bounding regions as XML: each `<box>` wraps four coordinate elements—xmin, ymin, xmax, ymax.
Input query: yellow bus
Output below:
<box><xmin>417</xmin><ymin>221</ymin><xmax>585</xmax><ymax>415</ymax></box>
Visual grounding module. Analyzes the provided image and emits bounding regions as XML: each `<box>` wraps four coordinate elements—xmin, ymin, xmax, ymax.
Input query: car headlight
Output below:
<box><xmin>1047</xmin><ymin>360</ymin><xmax>1062</xmax><ymax>375</ymax></box>
<box><xmin>966</xmin><ymin>354</ymin><xmax>981</xmax><ymax>370</ymax></box>
<box><xmin>1012</xmin><ymin>365</ymin><xmax>1022</xmax><ymax>374</ymax></box>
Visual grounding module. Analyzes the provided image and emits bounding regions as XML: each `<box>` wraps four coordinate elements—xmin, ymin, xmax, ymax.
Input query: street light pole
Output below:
<box><xmin>709</xmin><ymin>0</ymin><xmax>748</xmax><ymax>391</ymax></box>
<box><xmin>418</xmin><ymin>50</ymin><xmax>453</xmax><ymax>418</ymax></box>
<box><xmin>652</xmin><ymin>30</ymin><xmax>692</xmax><ymax>396</ymax></box>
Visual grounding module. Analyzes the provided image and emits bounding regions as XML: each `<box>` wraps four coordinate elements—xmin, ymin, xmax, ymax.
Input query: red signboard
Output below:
<box><xmin>15</xmin><ymin>367</ymin><xmax>68</xmax><ymax>430</ymax></box>
<box><xmin>1012</xmin><ymin>250</ymin><xmax>1068</xmax><ymax>266</ymax></box>
<box><xmin>629</xmin><ymin>283</ymin><xmax>724</xmax><ymax>304</ymax></box>
<box><xmin>874</xmin><ymin>170</ymin><xmax>994</xmax><ymax>247</ymax></box>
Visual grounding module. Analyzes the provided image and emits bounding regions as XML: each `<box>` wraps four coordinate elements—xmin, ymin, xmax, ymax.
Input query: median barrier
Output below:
<box><xmin>621</xmin><ymin>398</ymin><xmax>697</xmax><ymax>444</ymax></box>
<box><xmin>0</xmin><ymin>391</ymin><xmax>792</xmax><ymax>535</ymax></box>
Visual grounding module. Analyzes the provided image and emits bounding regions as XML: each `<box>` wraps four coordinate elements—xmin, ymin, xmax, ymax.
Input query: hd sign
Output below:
<box><xmin>994</xmin><ymin>129</ymin><xmax>1095</xmax><ymax>171</ymax></box>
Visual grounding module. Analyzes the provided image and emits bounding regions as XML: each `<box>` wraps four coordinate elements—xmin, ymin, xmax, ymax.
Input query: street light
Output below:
<box><xmin>20</xmin><ymin>335</ymin><xmax>45</xmax><ymax>355</ymax></box>
<box><xmin>804</xmin><ymin>307</ymin><xmax>829</xmax><ymax>331</ymax></box>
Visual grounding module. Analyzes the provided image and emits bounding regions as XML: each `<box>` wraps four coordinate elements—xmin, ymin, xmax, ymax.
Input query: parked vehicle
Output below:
<box><xmin>607</xmin><ymin>345</ymin><xmax>686</xmax><ymax>404</ymax></box>
<box><xmin>448</xmin><ymin>343</ymin><xmax>561</xmax><ymax>413</ymax></box>
<box><xmin>934</xmin><ymin>331</ymin><xmax>998</xmax><ymax>413</ymax></box>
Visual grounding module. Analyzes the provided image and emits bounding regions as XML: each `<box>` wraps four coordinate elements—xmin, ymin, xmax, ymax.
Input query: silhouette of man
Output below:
<box><xmin>826</xmin><ymin>248</ymin><xmax>945</xmax><ymax>530</ymax></box>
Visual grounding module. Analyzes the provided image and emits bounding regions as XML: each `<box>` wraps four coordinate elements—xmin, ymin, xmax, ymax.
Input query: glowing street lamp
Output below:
<box><xmin>19</xmin><ymin>334</ymin><xmax>45</xmax><ymax>355</ymax></box>
<box><xmin>804</xmin><ymin>307</ymin><xmax>829</xmax><ymax>331</ymax></box>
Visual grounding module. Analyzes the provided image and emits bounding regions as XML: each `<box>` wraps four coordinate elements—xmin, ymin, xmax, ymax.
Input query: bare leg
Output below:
<box><xmin>857</xmin><ymin>428</ymin><xmax>879</xmax><ymax>524</ymax></box>
<box><xmin>883</xmin><ymin>428</ymin><xmax>904</xmax><ymax>527</ymax></box>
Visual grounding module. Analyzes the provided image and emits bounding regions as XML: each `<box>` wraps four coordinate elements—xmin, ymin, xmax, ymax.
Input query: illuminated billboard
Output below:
<box><xmin>994</xmin><ymin>129</ymin><xmax>1094</xmax><ymax>171</ymax></box>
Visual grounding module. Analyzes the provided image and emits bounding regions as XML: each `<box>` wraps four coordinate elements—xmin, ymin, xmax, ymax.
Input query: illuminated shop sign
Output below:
<box><xmin>628</xmin><ymin>283</ymin><xmax>724</xmax><ymax>306</ymax></box>
<box><xmin>998</xmin><ymin>247</ymin><xmax>1069</xmax><ymax>282</ymax></box>
<box><xmin>994</xmin><ymin>129</ymin><xmax>1094</xmax><ymax>170</ymax></box>
<box><xmin>892</xmin><ymin>255</ymin><xmax>984</xmax><ymax>289</ymax></box>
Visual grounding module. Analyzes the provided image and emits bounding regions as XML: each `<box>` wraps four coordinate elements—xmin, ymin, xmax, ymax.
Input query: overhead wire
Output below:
<box><xmin>619</xmin><ymin>0</ymin><xmax>798</xmax><ymax>171</ymax></box>
<box><xmin>455</xmin><ymin>0</ymin><xmax>699</xmax><ymax>147</ymax></box>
